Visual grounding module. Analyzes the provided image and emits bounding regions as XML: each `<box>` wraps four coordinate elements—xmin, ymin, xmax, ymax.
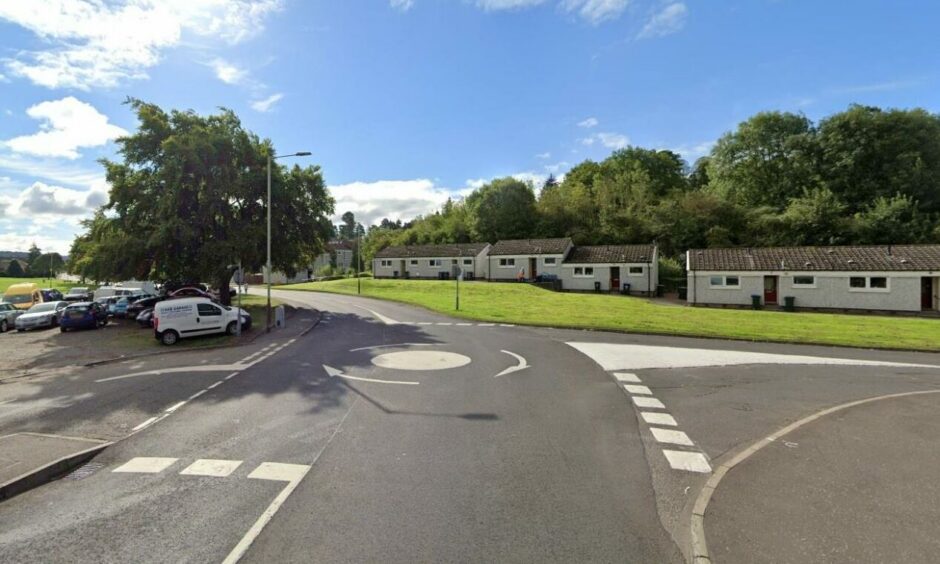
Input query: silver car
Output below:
<box><xmin>14</xmin><ymin>301</ymin><xmax>69</xmax><ymax>332</ymax></box>
<box><xmin>0</xmin><ymin>302</ymin><xmax>23</xmax><ymax>333</ymax></box>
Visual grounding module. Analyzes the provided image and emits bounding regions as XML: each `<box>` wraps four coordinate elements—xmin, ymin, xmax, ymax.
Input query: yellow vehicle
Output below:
<box><xmin>2</xmin><ymin>283</ymin><xmax>43</xmax><ymax>310</ymax></box>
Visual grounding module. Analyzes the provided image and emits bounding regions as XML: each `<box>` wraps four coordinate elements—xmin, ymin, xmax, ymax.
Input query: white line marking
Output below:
<box><xmin>131</xmin><ymin>417</ymin><xmax>158</xmax><ymax>432</ymax></box>
<box><xmin>650</xmin><ymin>427</ymin><xmax>695</xmax><ymax>446</ymax></box>
<box><xmin>477</xmin><ymin>323</ymin><xmax>496</xmax><ymax>327</ymax></box>
<box><xmin>207</xmin><ymin>381</ymin><xmax>223</xmax><ymax>389</ymax></box>
<box><xmin>165</xmin><ymin>401</ymin><xmax>186</xmax><ymax>413</ymax></box>
<box><xmin>632</xmin><ymin>396</ymin><xmax>666</xmax><ymax>409</ymax></box>
<box><xmin>613</xmin><ymin>372</ymin><xmax>641</xmax><ymax>383</ymax></box>
<box><xmin>188</xmin><ymin>389</ymin><xmax>207</xmax><ymax>401</ymax></box>
<box><xmin>96</xmin><ymin>364</ymin><xmax>244</xmax><ymax>383</ymax></box>
<box><xmin>223</xmin><ymin>463</ymin><xmax>311</xmax><ymax>564</ymax></box>
<box><xmin>456</xmin><ymin>323</ymin><xmax>473</xmax><ymax>326</ymax></box>
<box><xmin>323</xmin><ymin>365</ymin><xmax>419</xmax><ymax>385</ymax></box>
<box><xmin>641</xmin><ymin>412</ymin><xmax>678</xmax><ymax>426</ymax></box>
<box><xmin>663</xmin><ymin>450</ymin><xmax>712</xmax><ymax>473</ymax></box>
<box><xmin>499</xmin><ymin>324</ymin><xmax>515</xmax><ymax>327</ymax></box>
<box><xmin>417</xmin><ymin>322</ymin><xmax>433</xmax><ymax>325</ymax></box>
<box><xmin>624</xmin><ymin>384</ymin><xmax>653</xmax><ymax>395</ymax></box>
<box><xmin>349</xmin><ymin>343</ymin><xmax>437</xmax><ymax>352</ymax></box>
<box><xmin>436</xmin><ymin>322</ymin><xmax>452</xmax><ymax>326</ymax></box>
<box><xmin>224</xmin><ymin>372</ymin><xmax>238</xmax><ymax>380</ymax></box>
<box><xmin>495</xmin><ymin>350</ymin><xmax>530</xmax><ymax>377</ymax></box>
<box><xmin>355</xmin><ymin>306</ymin><xmax>400</xmax><ymax>325</ymax></box>
<box><xmin>113</xmin><ymin>457</ymin><xmax>178</xmax><ymax>474</ymax></box>
<box><xmin>180</xmin><ymin>459</ymin><xmax>243</xmax><ymax>477</ymax></box>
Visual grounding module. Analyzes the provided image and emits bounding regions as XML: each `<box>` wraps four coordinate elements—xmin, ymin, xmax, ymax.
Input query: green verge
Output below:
<box><xmin>277</xmin><ymin>278</ymin><xmax>940</xmax><ymax>352</ymax></box>
<box><xmin>0</xmin><ymin>277</ymin><xmax>89</xmax><ymax>294</ymax></box>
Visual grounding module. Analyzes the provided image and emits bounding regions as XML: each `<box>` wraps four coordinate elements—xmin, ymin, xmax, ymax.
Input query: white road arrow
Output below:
<box><xmin>494</xmin><ymin>350</ymin><xmax>529</xmax><ymax>377</ymax></box>
<box><xmin>323</xmin><ymin>365</ymin><xmax>420</xmax><ymax>385</ymax></box>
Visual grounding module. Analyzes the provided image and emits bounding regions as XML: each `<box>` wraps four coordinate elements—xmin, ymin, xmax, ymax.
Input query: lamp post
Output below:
<box><xmin>267</xmin><ymin>151</ymin><xmax>311</xmax><ymax>332</ymax></box>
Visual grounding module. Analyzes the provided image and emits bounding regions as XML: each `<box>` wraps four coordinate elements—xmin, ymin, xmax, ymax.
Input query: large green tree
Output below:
<box><xmin>466</xmin><ymin>177</ymin><xmax>538</xmax><ymax>242</ymax></box>
<box><xmin>75</xmin><ymin>99</ymin><xmax>334</xmax><ymax>304</ymax></box>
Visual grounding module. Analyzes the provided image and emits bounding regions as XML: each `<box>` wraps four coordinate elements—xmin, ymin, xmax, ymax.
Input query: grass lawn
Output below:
<box><xmin>278</xmin><ymin>278</ymin><xmax>940</xmax><ymax>352</ymax></box>
<box><xmin>0</xmin><ymin>277</ymin><xmax>89</xmax><ymax>294</ymax></box>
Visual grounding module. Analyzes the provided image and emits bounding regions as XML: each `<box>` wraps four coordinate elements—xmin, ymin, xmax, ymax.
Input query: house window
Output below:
<box><xmin>463</xmin><ymin>258</ymin><xmax>473</xmax><ymax>266</ymax></box>
<box><xmin>410</xmin><ymin>260</ymin><xmax>418</xmax><ymax>266</ymax></box>
<box><xmin>628</xmin><ymin>266</ymin><xmax>644</xmax><ymax>275</ymax></box>
<box><xmin>709</xmin><ymin>275</ymin><xmax>741</xmax><ymax>288</ymax></box>
<box><xmin>849</xmin><ymin>276</ymin><xmax>890</xmax><ymax>291</ymax></box>
<box><xmin>574</xmin><ymin>267</ymin><xmax>594</xmax><ymax>277</ymax></box>
<box><xmin>379</xmin><ymin>260</ymin><xmax>393</xmax><ymax>268</ymax></box>
<box><xmin>793</xmin><ymin>275</ymin><xmax>815</xmax><ymax>287</ymax></box>
<box><xmin>499</xmin><ymin>258</ymin><xmax>515</xmax><ymax>267</ymax></box>
<box><xmin>429</xmin><ymin>259</ymin><xmax>442</xmax><ymax>267</ymax></box>
<box><xmin>544</xmin><ymin>257</ymin><xmax>557</xmax><ymax>265</ymax></box>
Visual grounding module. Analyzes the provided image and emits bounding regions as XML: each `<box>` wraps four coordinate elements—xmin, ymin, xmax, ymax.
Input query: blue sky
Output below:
<box><xmin>0</xmin><ymin>0</ymin><xmax>938</xmax><ymax>253</ymax></box>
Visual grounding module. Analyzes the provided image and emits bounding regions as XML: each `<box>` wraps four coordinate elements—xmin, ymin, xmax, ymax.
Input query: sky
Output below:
<box><xmin>0</xmin><ymin>0</ymin><xmax>938</xmax><ymax>254</ymax></box>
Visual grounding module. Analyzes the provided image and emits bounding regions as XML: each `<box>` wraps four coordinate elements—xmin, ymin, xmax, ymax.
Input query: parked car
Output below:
<box><xmin>0</xmin><ymin>302</ymin><xmax>24</xmax><ymax>332</ymax></box>
<box><xmin>153</xmin><ymin>297</ymin><xmax>251</xmax><ymax>345</ymax></box>
<box><xmin>93</xmin><ymin>286</ymin><xmax>141</xmax><ymax>302</ymax></box>
<box><xmin>59</xmin><ymin>302</ymin><xmax>109</xmax><ymax>332</ymax></box>
<box><xmin>2</xmin><ymin>283</ymin><xmax>43</xmax><ymax>310</ymax></box>
<box><xmin>96</xmin><ymin>296</ymin><xmax>119</xmax><ymax>314</ymax></box>
<box><xmin>126</xmin><ymin>296</ymin><xmax>166</xmax><ymax>320</ymax></box>
<box><xmin>169</xmin><ymin>287</ymin><xmax>214</xmax><ymax>300</ymax></box>
<box><xmin>40</xmin><ymin>288</ymin><xmax>64</xmax><ymax>301</ymax></box>
<box><xmin>64</xmin><ymin>287</ymin><xmax>93</xmax><ymax>302</ymax></box>
<box><xmin>136</xmin><ymin>307</ymin><xmax>155</xmax><ymax>328</ymax></box>
<box><xmin>111</xmin><ymin>294</ymin><xmax>150</xmax><ymax>318</ymax></box>
<box><xmin>14</xmin><ymin>301</ymin><xmax>69</xmax><ymax>331</ymax></box>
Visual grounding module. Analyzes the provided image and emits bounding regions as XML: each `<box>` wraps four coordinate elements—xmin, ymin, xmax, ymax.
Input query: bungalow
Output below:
<box><xmin>686</xmin><ymin>245</ymin><xmax>940</xmax><ymax>313</ymax></box>
<box><xmin>486</xmin><ymin>238</ymin><xmax>573</xmax><ymax>281</ymax></box>
<box><xmin>373</xmin><ymin>243</ymin><xmax>491</xmax><ymax>280</ymax></box>
<box><xmin>312</xmin><ymin>240</ymin><xmax>355</xmax><ymax>275</ymax></box>
<box><xmin>560</xmin><ymin>244</ymin><xmax>658</xmax><ymax>294</ymax></box>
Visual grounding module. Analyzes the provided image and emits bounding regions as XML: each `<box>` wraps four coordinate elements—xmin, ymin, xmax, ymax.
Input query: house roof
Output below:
<box><xmin>564</xmin><ymin>245</ymin><xmax>656</xmax><ymax>264</ymax></box>
<box><xmin>374</xmin><ymin>243</ymin><xmax>490</xmax><ymax>259</ymax></box>
<box><xmin>688</xmin><ymin>245</ymin><xmax>940</xmax><ymax>272</ymax></box>
<box><xmin>489</xmin><ymin>238</ymin><xmax>573</xmax><ymax>256</ymax></box>
<box><xmin>327</xmin><ymin>240</ymin><xmax>353</xmax><ymax>251</ymax></box>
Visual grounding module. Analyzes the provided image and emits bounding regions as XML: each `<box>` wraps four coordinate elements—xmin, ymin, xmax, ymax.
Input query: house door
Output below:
<box><xmin>921</xmin><ymin>277</ymin><xmax>933</xmax><ymax>310</ymax></box>
<box><xmin>763</xmin><ymin>276</ymin><xmax>778</xmax><ymax>305</ymax></box>
<box><xmin>610</xmin><ymin>267</ymin><xmax>620</xmax><ymax>293</ymax></box>
<box><xmin>529</xmin><ymin>258</ymin><xmax>537</xmax><ymax>279</ymax></box>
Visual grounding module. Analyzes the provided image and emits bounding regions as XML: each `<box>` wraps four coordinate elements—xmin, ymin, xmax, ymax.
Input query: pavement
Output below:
<box><xmin>0</xmin><ymin>287</ymin><xmax>938</xmax><ymax>563</ymax></box>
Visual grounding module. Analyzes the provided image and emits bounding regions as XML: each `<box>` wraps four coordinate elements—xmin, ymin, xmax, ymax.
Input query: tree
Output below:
<box><xmin>79</xmin><ymin>99</ymin><xmax>334</xmax><ymax>304</ymax></box>
<box><xmin>466</xmin><ymin>177</ymin><xmax>538</xmax><ymax>242</ymax></box>
<box><xmin>30</xmin><ymin>253</ymin><xmax>65</xmax><ymax>278</ymax></box>
<box><xmin>853</xmin><ymin>194</ymin><xmax>930</xmax><ymax>244</ymax></box>
<box><xmin>5</xmin><ymin>259</ymin><xmax>25</xmax><ymax>277</ymax></box>
<box><xmin>25</xmin><ymin>243</ymin><xmax>41</xmax><ymax>275</ymax></box>
<box><xmin>338</xmin><ymin>211</ymin><xmax>358</xmax><ymax>240</ymax></box>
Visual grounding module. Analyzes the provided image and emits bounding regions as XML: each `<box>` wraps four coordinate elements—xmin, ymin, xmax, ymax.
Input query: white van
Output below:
<box><xmin>153</xmin><ymin>297</ymin><xmax>250</xmax><ymax>345</ymax></box>
<box><xmin>93</xmin><ymin>286</ymin><xmax>142</xmax><ymax>301</ymax></box>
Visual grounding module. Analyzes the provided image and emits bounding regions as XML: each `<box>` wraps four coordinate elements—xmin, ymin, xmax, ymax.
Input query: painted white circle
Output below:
<box><xmin>371</xmin><ymin>350</ymin><xmax>471</xmax><ymax>371</ymax></box>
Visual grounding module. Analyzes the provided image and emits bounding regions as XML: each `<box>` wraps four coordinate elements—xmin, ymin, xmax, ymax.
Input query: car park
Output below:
<box><xmin>136</xmin><ymin>307</ymin><xmax>155</xmax><ymax>328</ymax></box>
<box><xmin>169</xmin><ymin>286</ymin><xmax>214</xmax><ymax>300</ymax></box>
<box><xmin>14</xmin><ymin>301</ymin><xmax>69</xmax><ymax>331</ymax></box>
<box><xmin>93</xmin><ymin>286</ymin><xmax>141</xmax><ymax>302</ymax></box>
<box><xmin>64</xmin><ymin>287</ymin><xmax>93</xmax><ymax>302</ymax></box>
<box><xmin>2</xmin><ymin>283</ymin><xmax>43</xmax><ymax>310</ymax></box>
<box><xmin>153</xmin><ymin>297</ymin><xmax>250</xmax><ymax>345</ymax></box>
<box><xmin>0</xmin><ymin>302</ymin><xmax>24</xmax><ymax>332</ymax></box>
<box><xmin>40</xmin><ymin>288</ymin><xmax>64</xmax><ymax>302</ymax></box>
<box><xmin>126</xmin><ymin>295</ymin><xmax>165</xmax><ymax>320</ymax></box>
<box><xmin>112</xmin><ymin>294</ymin><xmax>150</xmax><ymax>318</ymax></box>
<box><xmin>59</xmin><ymin>302</ymin><xmax>109</xmax><ymax>332</ymax></box>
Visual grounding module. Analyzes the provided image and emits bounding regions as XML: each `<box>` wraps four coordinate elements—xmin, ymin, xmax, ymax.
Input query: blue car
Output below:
<box><xmin>111</xmin><ymin>294</ymin><xmax>149</xmax><ymax>318</ymax></box>
<box><xmin>59</xmin><ymin>302</ymin><xmax>109</xmax><ymax>332</ymax></box>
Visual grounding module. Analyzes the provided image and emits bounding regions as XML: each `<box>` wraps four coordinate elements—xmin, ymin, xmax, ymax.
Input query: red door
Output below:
<box><xmin>610</xmin><ymin>266</ymin><xmax>620</xmax><ymax>293</ymax></box>
<box><xmin>763</xmin><ymin>276</ymin><xmax>778</xmax><ymax>305</ymax></box>
<box><xmin>922</xmin><ymin>277</ymin><xmax>933</xmax><ymax>310</ymax></box>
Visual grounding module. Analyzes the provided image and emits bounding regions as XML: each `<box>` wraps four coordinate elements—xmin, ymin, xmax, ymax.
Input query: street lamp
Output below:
<box><xmin>267</xmin><ymin>151</ymin><xmax>311</xmax><ymax>332</ymax></box>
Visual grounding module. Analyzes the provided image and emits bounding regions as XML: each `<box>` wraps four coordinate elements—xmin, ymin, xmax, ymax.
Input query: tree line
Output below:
<box><xmin>363</xmin><ymin>105</ymin><xmax>940</xmax><ymax>262</ymax></box>
<box><xmin>2</xmin><ymin>244</ymin><xmax>64</xmax><ymax>278</ymax></box>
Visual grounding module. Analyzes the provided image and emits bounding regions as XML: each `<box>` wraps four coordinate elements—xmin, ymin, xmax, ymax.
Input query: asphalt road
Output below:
<box><xmin>1</xmin><ymin>288</ymin><xmax>939</xmax><ymax>563</ymax></box>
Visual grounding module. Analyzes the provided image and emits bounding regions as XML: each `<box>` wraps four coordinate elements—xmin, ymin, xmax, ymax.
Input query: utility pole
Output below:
<box><xmin>456</xmin><ymin>268</ymin><xmax>460</xmax><ymax>310</ymax></box>
<box><xmin>357</xmin><ymin>226</ymin><xmax>362</xmax><ymax>295</ymax></box>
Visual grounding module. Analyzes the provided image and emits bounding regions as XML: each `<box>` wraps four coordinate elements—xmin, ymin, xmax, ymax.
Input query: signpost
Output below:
<box><xmin>455</xmin><ymin>266</ymin><xmax>463</xmax><ymax>310</ymax></box>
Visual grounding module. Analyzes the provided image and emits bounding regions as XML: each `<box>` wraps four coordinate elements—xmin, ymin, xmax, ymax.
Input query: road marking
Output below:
<box><xmin>95</xmin><ymin>364</ymin><xmax>244</xmax><ymax>383</ymax></box>
<box><xmin>165</xmin><ymin>401</ymin><xmax>186</xmax><ymax>413</ymax></box>
<box><xmin>187</xmin><ymin>389</ymin><xmax>207</xmax><ymax>400</ymax></box>
<box><xmin>614</xmin><ymin>372</ymin><xmax>641</xmax><ymax>383</ymax></box>
<box><xmin>650</xmin><ymin>427</ymin><xmax>695</xmax><ymax>446</ymax></box>
<box><xmin>436</xmin><ymin>322</ymin><xmax>453</xmax><ymax>326</ymax></box>
<box><xmin>417</xmin><ymin>322</ymin><xmax>433</xmax><ymax>325</ymax></box>
<box><xmin>180</xmin><ymin>459</ymin><xmax>243</xmax><ymax>477</ymax></box>
<box><xmin>641</xmin><ymin>412</ymin><xmax>678</xmax><ymax>426</ymax></box>
<box><xmin>207</xmin><ymin>381</ymin><xmax>223</xmax><ymax>389</ymax></box>
<box><xmin>499</xmin><ymin>324</ymin><xmax>515</xmax><ymax>327</ymax></box>
<box><xmin>224</xmin><ymin>372</ymin><xmax>238</xmax><ymax>380</ymax></box>
<box><xmin>663</xmin><ymin>450</ymin><xmax>712</xmax><ymax>473</ymax></box>
<box><xmin>223</xmin><ymin>463</ymin><xmax>311</xmax><ymax>564</ymax></box>
<box><xmin>349</xmin><ymin>342</ymin><xmax>437</xmax><ymax>352</ymax></box>
<box><xmin>113</xmin><ymin>457</ymin><xmax>179</xmax><ymax>474</ymax></box>
<box><xmin>477</xmin><ymin>323</ymin><xmax>496</xmax><ymax>327</ymax></box>
<box><xmin>632</xmin><ymin>396</ymin><xmax>665</xmax><ymax>409</ymax></box>
<box><xmin>351</xmin><ymin>306</ymin><xmax>400</xmax><ymax>325</ymax></box>
<box><xmin>494</xmin><ymin>349</ymin><xmax>530</xmax><ymax>377</ymax></box>
<box><xmin>131</xmin><ymin>417</ymin><xmax>158</xmax><ymax>432</ymax></box>
<box><xmin>456</xmin><ymin>322</ymin><xmax>473</xmax><ymax>326</ymax></box>
<box><xmin>624</xmin><ymin>384</ymin><xmax>652</xmax><ymax>395</ymax></box>
<box><xmin>323</xmin><ymin>365</ymin><xmax>420</xmax><ymax>385</ymax></box>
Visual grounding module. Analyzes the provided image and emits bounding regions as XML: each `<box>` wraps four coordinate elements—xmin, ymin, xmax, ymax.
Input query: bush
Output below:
<box><xmin>658</xmin><ymin>256</ymin><xmax>685</xmax><ymax>292</ymax></box>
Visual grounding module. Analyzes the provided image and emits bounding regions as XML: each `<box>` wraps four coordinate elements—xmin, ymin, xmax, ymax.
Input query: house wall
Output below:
<box><xmin>374</xmin><ymin>253</ymin><xmax>488</xmax><ymax>279</ymax></box>
<box><xmin>487</xmin><ymin>254</ymin><xmax>565</xmax><ymax>280</ymax></box>
<box><xmin>687</xmin><ymin>271</ymin><xmax>929</xmax><ymax>311</ymax></box>
<box><xmin>559</xmin><ymin>263</ymin><xmax>655</xmax><ymax>292</ymax></box>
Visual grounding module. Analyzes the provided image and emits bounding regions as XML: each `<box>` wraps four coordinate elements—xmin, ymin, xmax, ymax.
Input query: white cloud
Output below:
<box><xmin>0</xmin><ymin>0</ymin><xmax>283</xmax><ymax>90</ymax></box>
<box><xmin>580</xmin><ymin>137</ymin><xmax>596</xmax><ymax>146</ymax></box>
<box><xmin>535</xmin><ymin>152</ymin><xmax>551</xmax><ymax>159</ymax></box>
<box><xmin>637</xmin><ymin>2</ymin><xmax>687</xmax><ymax>39</ymax></box>
<box><xmin>0</xmin><ymin>181</ymin><xmax>105</xmax><ymax>217</ymax></box>
<box><xmin>544</xmin><ymin>161</ymin><xmax>570</xmax><ymax>174</ymax></box>
<box><xmin>2</xmin><ymin>97</ymin><xmax>127</xmax><ymax>160</ymax></box>
<box><xmin>828</xmin><ymin>80</ymin><xmax>921</xmax><ymax>95</ymax></box>
<box><xmin>475</xmin><ymin>0</ymin><xmax>548</xmax><ymax>11</ymax></box>
<box><xmin>597</xmin><ymin>132</ymin><xmax>629</xmax><ymax>149</ymax></box>
<box><xmin>667</xmin><ymin>140</ymin><xmax>715</xmax><ymax>163</ymax></box>
<box><xmin>390</xmin><ymin>0</ymin><xmax>415</xmax><ymax>11</ymax></box>
<box><xmin>209</xmin><ymin>58</ymin><xmax>248</xmax><ymax>85</ymax></box>
<box><xmin>0</xmin><ymin>154</ymin><xmax>105</xmax><ymax>188</ymax></box>
<box><xmin>251</xmin><ymin>93</ymin><xmax>284</xmax><ymax>112</ymax></box>
<box><xmin>561</xmin><ymin>0</ymin><xmax>630</xmax><ymax>25</ymax></box>
<box><xmin>329</xmin><ymin>179</ymin><xmax>458</xmax><ymax>226</ymax></box>
<box><xmin>578</xmin><ymin>117</ymin><xmax>599</xmax><ymax>128</ymax></box>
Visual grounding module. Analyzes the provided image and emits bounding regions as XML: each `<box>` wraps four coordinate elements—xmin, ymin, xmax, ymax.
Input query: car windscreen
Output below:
<box><xmin>28</xmin><ymin>303</ymin><xmax>57</xmax><ymax>313</ymax></box>
<box><xmin>4</xmin><ymin>294</ymin><xmax>33</xmax><ymax>304</ymax></box>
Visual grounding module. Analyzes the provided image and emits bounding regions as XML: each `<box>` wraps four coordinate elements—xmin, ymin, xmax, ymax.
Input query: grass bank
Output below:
<box><xmin>278</xmin><ymin>278</ymin><xmax>940</xmax><ymax>351</ymax></box>
<box><xmin>0</xmin><ymin>277</ymin><xmax>86</xmax><ymax>294</ymax></box>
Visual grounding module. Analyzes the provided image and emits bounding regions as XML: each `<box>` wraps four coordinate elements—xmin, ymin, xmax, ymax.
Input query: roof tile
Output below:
<box><xmin>688</xmin><ymin>245</ymin><xmax>940</xmax><ymax>272</ymax></box>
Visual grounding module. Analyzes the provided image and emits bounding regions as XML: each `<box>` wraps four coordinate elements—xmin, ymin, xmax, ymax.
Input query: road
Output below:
<box><xmin>1</xmin><ymin>288</ymin><xmax>939</xmax><ymax>563</ymax></box>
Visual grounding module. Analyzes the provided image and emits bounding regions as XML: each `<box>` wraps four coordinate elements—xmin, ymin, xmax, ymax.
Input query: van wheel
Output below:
<box><xmin>0</xmin><ymin>319</ymin><xmax>6</xmax><ymax>332</ymax></box>
<box><xmin>161</xmin><ymin>330</ymin><xmax>180</xmax><ymax>346</ymax></box>
<box><xmin>226</xmin><ymin>321</ymin><xmax>238</xmax><ymax>336</ymax></box>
